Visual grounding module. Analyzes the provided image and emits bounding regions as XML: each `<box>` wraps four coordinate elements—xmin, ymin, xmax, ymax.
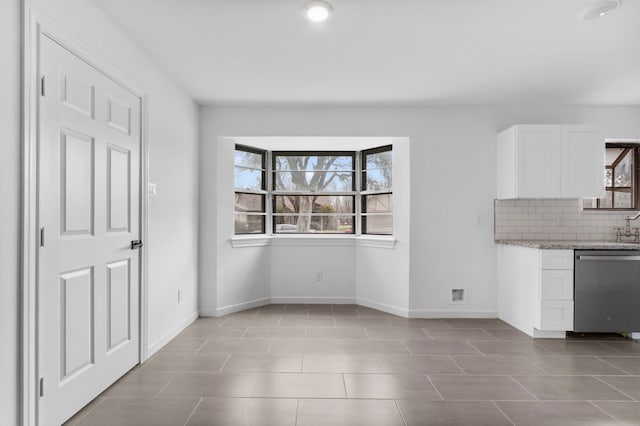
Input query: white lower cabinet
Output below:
<box><xmin>540</xmin><ymin>301</ymin><xmax>573</xmax><ymax>331</ymax></box>
<box><xmin>498</xmin><ymin>245</ymin><xmax>574</xmax><ymax>338</ymax></box>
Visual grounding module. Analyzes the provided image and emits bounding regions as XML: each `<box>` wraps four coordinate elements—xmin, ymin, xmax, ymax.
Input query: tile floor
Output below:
<box><xmin>65</xmin><ymin>304</ymin><xmax>640</xmax><ymax>425</ymax></box>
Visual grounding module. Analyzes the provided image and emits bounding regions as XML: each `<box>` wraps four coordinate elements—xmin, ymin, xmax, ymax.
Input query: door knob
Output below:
<box><xmin>130</xmin><ymin>240</ymin><xmax>144</xmax><ymax>250</ymax></box>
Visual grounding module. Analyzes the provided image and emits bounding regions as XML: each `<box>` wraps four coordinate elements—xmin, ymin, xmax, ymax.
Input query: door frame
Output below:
<box><xmin>21</xmin><ymin>5</ymin><xmax>150</xmax><ymax>425</ymax></box>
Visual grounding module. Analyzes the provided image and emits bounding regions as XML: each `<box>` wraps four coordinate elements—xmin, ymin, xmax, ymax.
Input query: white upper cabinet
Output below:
<box><xmin>497</xmin><ymin>124</ymin><xmax>605</xmax><ymax>199</ymax></box>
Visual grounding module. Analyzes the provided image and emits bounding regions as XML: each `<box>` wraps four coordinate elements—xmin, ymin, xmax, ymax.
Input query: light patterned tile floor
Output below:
<box><xmin>64</xmin><ymin>304</ymin><xmax>640</xmax><ymax>425</ymax></box>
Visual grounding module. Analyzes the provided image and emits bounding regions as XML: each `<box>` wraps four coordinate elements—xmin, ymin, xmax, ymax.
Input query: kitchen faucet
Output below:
<box><xmin>619</xmin><ymin>211</ymin><xmax>640</xmax><ymax>242</ymax></box>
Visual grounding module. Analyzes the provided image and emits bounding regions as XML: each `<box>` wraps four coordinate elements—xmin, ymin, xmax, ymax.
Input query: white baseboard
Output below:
<box><xmin>200</xmin><ymin>297</ymin><xmax>500</xmax><ymax>321</ymax></box>
<box><xmin>146</xmin><ymin>310</ymin><xmax>199</xmax><ymax>357</ymax></box>
<box><xmin>356</xmin><ymin>298</ymin><xmax>409</xmax><ymax>317</ymax></box>
<box><xmin>270</xmin><ymin>296</ymin><xmax>356</xmax><ymax>305</ymax></box>
<box><xmin>204</xmin><ymin>297</ymin><xmax>271</xmax><ymax>317</ymax></box>
<box><xmin>408</xmin><ymin>309</ymin><xmax>498</xmax><ymax>319</ymax></box>
<box><xmin>533</xmin><ymin>328</ymin><xmax>566</xmax><ymax>339</ymax></box>
<box><xmin>198</xmin><ymin>308</ymin><xmax>219</xmax><ymax>317</ymax></box>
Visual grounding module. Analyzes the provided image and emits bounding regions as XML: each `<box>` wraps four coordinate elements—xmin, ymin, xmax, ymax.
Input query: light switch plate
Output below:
<box><xmin>148</xmin><ymin>183</ymin><xmax>157</xmax><ymax>197</ymax></box>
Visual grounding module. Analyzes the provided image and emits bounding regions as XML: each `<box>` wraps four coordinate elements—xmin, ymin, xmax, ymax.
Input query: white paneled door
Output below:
<box><xmin>38</xmin><ymin>35</ymin><xmax>141</xmax><ymax>426</ymax></box>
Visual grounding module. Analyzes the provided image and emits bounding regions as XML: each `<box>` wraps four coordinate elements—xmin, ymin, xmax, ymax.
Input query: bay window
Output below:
<box><xmin>234</xmin><ymin>145</ymin><xmax>392</xmax><ymax>236</ymax></box>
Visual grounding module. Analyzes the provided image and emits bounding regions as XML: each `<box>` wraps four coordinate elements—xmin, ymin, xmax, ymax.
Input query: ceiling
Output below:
<box><xmin>93</xmin><ymin>0</ymin><xmax>640</xmax><ymax>105</ymax></box>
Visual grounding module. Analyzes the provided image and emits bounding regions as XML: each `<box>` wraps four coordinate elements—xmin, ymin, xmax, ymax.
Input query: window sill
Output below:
<box><xmin>230</xmin><ymin>235</ymin><xmax>397</xmax><ymax>249</ymax></box>
<box><xmin>230</xmin><ymin>235</ymin><xmax>271</xmax><ymax>248</ymax></box>
<box><xmin>356</xmin><ymin>236</ymin><xmax>397</xmax><ymax>249</ymax></box>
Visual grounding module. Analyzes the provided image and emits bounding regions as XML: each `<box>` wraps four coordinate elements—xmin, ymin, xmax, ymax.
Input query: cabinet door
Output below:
<box><xmin>561</xmin><ymin>126</ymin><xmax>605</xmax><ymax>198</ymax></box>
<box><xmin>540</xmin><ymin>301</ymin><xmax>574</xmax><ymax>331</ymax></box>
<box><xmin>516</xmin><ymin>126</ymin><xmax>561</xmax><ymax>198</ymax></box>
<box><xmin>541</xmin><ymin>270</ymin><xmax>574</xmax><ymax>300</ymax></box>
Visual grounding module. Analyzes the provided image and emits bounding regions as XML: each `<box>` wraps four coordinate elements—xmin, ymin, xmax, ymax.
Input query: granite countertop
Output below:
<box><xmin>496</xmin><ymin>240</ymin><xmax>640</xmax><ymax>250</ymax></box>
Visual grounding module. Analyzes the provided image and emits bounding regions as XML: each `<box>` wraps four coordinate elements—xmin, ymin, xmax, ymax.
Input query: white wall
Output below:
<box><xmin>357</xmin><ymin>139</ymin><xmax>411</xmax><ymax>316</ymax></box>
<box><xmin>0</xmin><ymin>0</ymin><xmax>22</xmax><ymax>423</ymax></box>
<box><xmin>199</xmin><ymin>105</ymin><xmax>640</xmax><ymax>318</ymax></box>
<box><xmin>209</xmin><ymin>138</ymin><xmax>270</xmax><ymax>315</ymax></box>
<box><xmin>271</xmin><ymin>244</ymin><xmax>356</xmax><ymax>303</ymax></box>
<box><xmin>28</xmin><ymin>0</ymin><xmax>200</xmax><ymax>354</ymax></box>
<box><xmin>199</xmin><ymin>132</ymin><xmax>410</xmax><ymax>314</ymax></box>
<box><xmin>0</xmin><ymin>1</ymin><xmax>199</xmax><ymax>421</ymax></box>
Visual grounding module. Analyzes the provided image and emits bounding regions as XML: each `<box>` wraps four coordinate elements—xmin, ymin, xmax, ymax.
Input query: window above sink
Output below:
<box><xmin>583</xmin><ymin>143</ymin><xmax>639</xmax><ymax>211</ymax></box>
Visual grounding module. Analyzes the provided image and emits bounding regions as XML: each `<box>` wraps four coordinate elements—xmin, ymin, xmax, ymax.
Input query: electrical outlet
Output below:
<box><xmin>476</xmin><ymin>214</ymin><xmax>485</xmax><ymax>226</ymax></box>
<box><xmin>315</xmin><ymin>272</ymin><xmax>323</xmax><ymax>282</ymax></box>
<box><xmin>451</xmin><ymin>288</ymin><xmax>465</xmax><ymax>304</ymax></box>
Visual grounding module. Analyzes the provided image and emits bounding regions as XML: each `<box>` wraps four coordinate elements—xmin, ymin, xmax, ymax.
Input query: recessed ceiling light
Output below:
<box><xmin>303</xmin><ymin>0</ymin><xmax>333</xmax><ymax>23</ymax></box>
<box><xmin>579</xmin><ymin>0</ymin><xmax>621</xmax><ymax>20</ymax></box>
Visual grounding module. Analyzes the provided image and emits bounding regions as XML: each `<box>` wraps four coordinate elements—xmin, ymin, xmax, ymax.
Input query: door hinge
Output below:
<box><xmin>39</xmin><ymin>377</ymin><xmax>44</xmax><ymax>397</ymax></box>
<box><xmin>40</xmin><ymin>227</ymin><xmax>45</xmax><ymax>247</ymax></box>
<box><xmin>40</xmin><ymin>75</ymin><xmax>45</xmax><ymax>96</ymax></box>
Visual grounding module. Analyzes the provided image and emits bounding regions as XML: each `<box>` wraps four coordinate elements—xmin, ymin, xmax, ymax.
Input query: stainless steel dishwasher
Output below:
<box><xmin>574</xmin><ymin>250</ymin><xmax>640</xmax><ymax>332</ymax></box>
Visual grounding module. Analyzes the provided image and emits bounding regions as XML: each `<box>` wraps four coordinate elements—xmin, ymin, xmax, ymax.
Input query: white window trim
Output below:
<box><xmin>230</xmin><ymin>234</ymin><xmax>397</xmax><ymax>249</ymax></box>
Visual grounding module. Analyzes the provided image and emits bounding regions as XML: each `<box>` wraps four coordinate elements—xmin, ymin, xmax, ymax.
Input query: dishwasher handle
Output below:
<box><xmin>577</xmin><ymin>255</ymin><xmax>640</xmax><ymax>261</ymax></box>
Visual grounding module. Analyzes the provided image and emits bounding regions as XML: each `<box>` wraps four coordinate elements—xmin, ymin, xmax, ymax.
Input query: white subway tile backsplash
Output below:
<box><xmin>494</xmin><ymin>199</ymin><xmax>639</xmax><ymax>242</ymax></box>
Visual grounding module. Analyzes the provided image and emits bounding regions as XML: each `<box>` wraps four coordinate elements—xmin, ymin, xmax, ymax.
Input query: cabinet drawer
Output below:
<box><xmin>541</xmin><ymin>270</ymin><xmax>574</xmax><ymax>300</ymax></box>
<box><xmin>540</xmin><ymin>300</ymin><xmax>574</xmax><ymax>331</ymax></box>
<box><xmin>541</xmin><ymin>250</ymin><xmax>574</xmax><ymax>269</ymax></box>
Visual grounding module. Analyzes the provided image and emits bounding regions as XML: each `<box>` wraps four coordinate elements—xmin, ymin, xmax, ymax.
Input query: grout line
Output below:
<box><xmin>182</xmin><ymin>397</ymin><xmax>203</xmax><ymax>426</ymax></box>
<box><xmin>154</xmin><ymin>373</ymin><xmax>178</xmax><ymax>398</ymax></box>
<box><xmin>424</xmin><ymin>374</ymin><xmax>445</xmax><ymax>401</ymax></box>
<box><xmin>595</xmin><ymin>356</ymin><xmax>633</xmax><ymax>375</ymax></box>
<box><xmin>194</xmin><ymin>338</ymin><xmax>209</xmax><ymax>354</ymax></box>
<box><xmin>531</xmin><ymin>342</ymin><xmax>555</xmax><ymax>355</ymax></box>
<box><xmin>423</xmin><ymin>328</ymin><xmax>436</xmax><ymax>340</ymax></box>
<box><xmin>400</xmin><ymin>339</ymin><xmax>412</xmax><ymax>355</ymax></box>
<box><xmin>520</xmin><ymin>354</ymin><xmax>552</xmax><ymax>376</ymax></box>
<box><xmin>588</xmin><ymin>400</ymin><xmax>625</xmax><ymax>423</ymax></box>
<box><xmin>420</xmin><ymin>328</ymin><xmax>432</xmax><ymax>339</ymax></box>
<box><xmin>592</xmin><ymin>375</ymin><xmax>638</xmax><ymax>401</ymax></box>
<box><xmin>341</xmin><ymin>373</ymin><xmax>348</xmax><ymax>398</ymax></box>
<box><xmin>447</xmin><ymin>355</ymin><xmax>467</xmax><ymax>375</ymax></box>
<box><xmin>600</xmin><ymin>342</ymin><xmax>631</xmax><ymax>355</ymax></box>
<box><xmin>464</xmin><ymin>341</ymin><xmax>485</xmax><ymax>356</ymax></box>
<box><xmin>479</xmin><ymin>329</ymin><xmax>499</xmax><ymax>341</ymax></box>
<box><xmin>491</xmin><ymin>401</ymin><xmax>516</xmax><ymax>426</ymax></box>
<box><xmin>218</xmin><ymin>353</ymin><xmax>232</xmax><ymax>373</ymax></box>
<box><xmin>393</xmin><ymin>399</ymin><xmax>408</xmax><ymax>426</ymax></box>
<box><xmin>508</xmin><ymin>375</ymin><xmax>541</xmax><ymax>400</ymax></box>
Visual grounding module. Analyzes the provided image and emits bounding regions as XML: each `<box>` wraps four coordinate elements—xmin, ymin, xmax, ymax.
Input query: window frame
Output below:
<box><xmin>271</xmin><ymin>150</ymin><xmax>357</xmax><ymax>234</ymax></box>
<box><xmin>361</xmin><ymin>145</ymin><xmax>393</xmax><ymax>235</ymax></box>
<box><xmin>584</xmin><ymin>143</ymin><xmax>639</xmax><ymax>211</ymax></box>
<box><xmin>233</xmin><ymin>146</ymin><xmax>393</xmax><ymax>236</ymax></box>
<box><xmin>234</xmin><ymin>144</ymin><xmax>267</xmax><ymax>234</ymax></box>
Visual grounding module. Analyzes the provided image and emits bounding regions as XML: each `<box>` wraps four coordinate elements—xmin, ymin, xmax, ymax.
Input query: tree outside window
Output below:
<box><xmin>583</xmin><ymin>144</ymin><xmax>639</xmax><ymax>210</ymax></box>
